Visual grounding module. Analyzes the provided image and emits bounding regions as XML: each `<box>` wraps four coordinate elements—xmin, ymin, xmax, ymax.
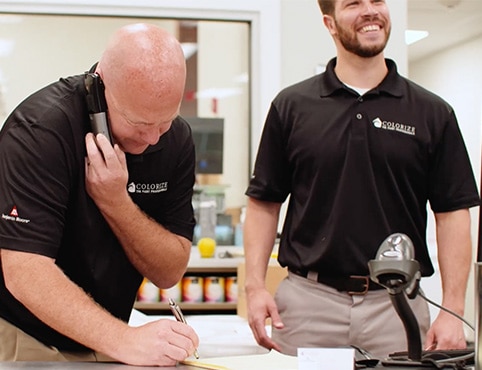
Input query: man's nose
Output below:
<box><xmin>141</xmin><ymin>123</ymin><xmax>172</xmax><ymax>145</ymax></box>
<box><xmin>141</xmin><ymin>126</ymin><xmax>162</xmax><ymax>145</ymax></box>
<box><xmin>361</xmin><ymin>0</ymin><xmax>379</xmax><ymax>15</ymax></box>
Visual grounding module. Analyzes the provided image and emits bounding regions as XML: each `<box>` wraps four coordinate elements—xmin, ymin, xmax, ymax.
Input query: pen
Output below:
<box><xmin>168</xmin><ymin>298</ymin><xmax>200</xmax><ymax>359</ymax></box>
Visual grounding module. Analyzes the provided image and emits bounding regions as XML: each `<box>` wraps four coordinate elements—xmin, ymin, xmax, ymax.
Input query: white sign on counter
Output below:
<box><xmin>298</xmin><ymin>347</ymin><xmax>355</xmax><ymax>370</ymax></box>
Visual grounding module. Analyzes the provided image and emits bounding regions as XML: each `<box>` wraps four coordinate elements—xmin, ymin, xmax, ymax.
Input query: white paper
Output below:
<box><xmin>298</xmin><ymin>347</ymin><xmax>355</xmax><ymax>370</ymax></box>
<box><xmin>128</xmin><ymin>311</ymin><xmax>268</xmax><ymax>357</ymax></box>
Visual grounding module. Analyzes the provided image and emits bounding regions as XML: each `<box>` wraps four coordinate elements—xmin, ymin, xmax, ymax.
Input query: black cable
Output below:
<box><xmin>417</xmin><ymin>290</ymin><xmax>475</xmax><ymax>331</ymax></box>
<box><xmin>434</xmin><ymin>352</ymin><xmax>474</xmax><ymax>363</ymax></box>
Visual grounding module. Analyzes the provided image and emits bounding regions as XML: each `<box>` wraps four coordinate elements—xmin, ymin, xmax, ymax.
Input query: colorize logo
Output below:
<box><xmin>1</xmin><ymin>206</ymin><xmax>31</xmax><ymax>224</ymax></box>
<box><xmin>372</xmin><ymin>117</ymin><xmax>415</xmax><ymax>136</ymax></box>
<box><xmin>127</xmin><ymin>182</ymin><xmax>168</xmax><ymax>194</ymax></box>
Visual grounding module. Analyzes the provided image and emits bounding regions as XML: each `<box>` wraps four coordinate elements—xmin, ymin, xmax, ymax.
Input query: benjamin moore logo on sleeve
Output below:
<box><xmin>127</xmin><ymin>182</ymin><xmax>168</xmax><ymax>194</ymax></box>
<box><xmin>372</xmin><ymin>117</ymin><xmax>416</xmax><ymax>136</ymax></box>
<box><xmin>10</xmin><ymin>206</ymin><xmax>18</xmax><ymax>217</ymax></box>
<box><xmin>1</xmin><ymin>206</ymin><xmax>31</xmax><ymax>224</ymax></box>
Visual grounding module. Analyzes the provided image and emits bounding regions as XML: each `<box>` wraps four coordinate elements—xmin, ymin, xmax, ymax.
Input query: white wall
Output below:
<box><xmin>410</xmin><ymin>35</ymin><xmax>482</xmax><ymax>334</ymax></box>
<box><xmin>409</xmin><ymin>37</ymin><xmax>482</xmax><ymax>192</ymax></box>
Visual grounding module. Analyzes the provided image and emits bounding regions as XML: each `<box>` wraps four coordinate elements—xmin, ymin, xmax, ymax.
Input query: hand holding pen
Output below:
<box><xmin>169</xmin><ymin>298</ymin><xmax>200</xmax><ymax>359</ymax></box>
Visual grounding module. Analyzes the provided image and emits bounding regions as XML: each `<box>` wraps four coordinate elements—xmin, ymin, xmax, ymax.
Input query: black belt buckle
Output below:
<box><xmin>348</xmin><ymin>275</ymin><xmax>370</xmax><ymax>295</ymax></box>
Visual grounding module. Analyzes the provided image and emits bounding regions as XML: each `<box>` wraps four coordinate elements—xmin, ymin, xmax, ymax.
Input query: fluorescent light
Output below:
<box><xmin>0</xmin><ymin>39</ymin><xmax>14</xmax><ymax>58</ymax></box>
<box><xmin>196</xmin><ymin>87</ymin><xmax>243</xmax><ymax>99</ymax></box>
<box><xmin>405</xmin><ymin>30</ymin><xmax>429</xmax><ymax>45</ymax></box>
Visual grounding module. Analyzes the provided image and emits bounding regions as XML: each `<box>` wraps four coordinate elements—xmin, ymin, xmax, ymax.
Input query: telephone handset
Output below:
<box><xmin>84</xmin><ymin>72</ymin><xmax>113</xmax><ymax>145</ymax></box>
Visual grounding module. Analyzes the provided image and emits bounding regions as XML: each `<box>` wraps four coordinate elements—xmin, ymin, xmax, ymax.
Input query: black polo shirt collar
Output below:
<box><xmin>319</xmin><ymin>57</ymin><xmax>404</xmax><ymax>98</ymax></box>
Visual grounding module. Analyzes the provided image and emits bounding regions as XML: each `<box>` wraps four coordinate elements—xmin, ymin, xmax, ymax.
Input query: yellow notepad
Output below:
<box><xmin>180</xmin><ymin>359</ymin><xmax>230</xmax><ymax>370</ymax></box>
<box><xmin>180</xmin><ymin>350</ymin><xmax>297</xmax><ymax>370</ymax></box>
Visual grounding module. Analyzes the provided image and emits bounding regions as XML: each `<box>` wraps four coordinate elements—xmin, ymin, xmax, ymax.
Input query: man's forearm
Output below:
<box><xmin>435</xmin><ymin>209</ymin><xmax>472</xmax><ymax>315</ymax></box>
<box><xmin>98</xmin><ymin>194</ymin><xmax>191</xmax><ymax>288</ymax></box>
<box><xmin>84</xmin><ymin>136</ymin><xmax>191</xmax><ymax>288</ymax></box>
<box><xmin>2</xmin><ymin>250</ymin><xmax>129</xmax><ymax>359</ymax></box>
<box><xmin>244</xmin><ymin>198</ymin><xmax>281</xmax><ymax>292</ymax></box>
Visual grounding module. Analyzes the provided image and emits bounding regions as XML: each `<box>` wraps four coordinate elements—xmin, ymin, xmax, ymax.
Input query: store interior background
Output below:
<box><xmin>0</xmin><ymin>0</ymin><xmax>481</xmax><ymax>338</ymax></box>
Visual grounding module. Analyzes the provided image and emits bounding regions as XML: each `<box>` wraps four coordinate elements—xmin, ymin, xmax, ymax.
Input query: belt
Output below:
<box><xmin>290</xmin><ymin>269</ymin><xmax>384</xmax><ymax>295</ymax></box>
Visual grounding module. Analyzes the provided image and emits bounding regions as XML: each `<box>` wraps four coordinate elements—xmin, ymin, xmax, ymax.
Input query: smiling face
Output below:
<box><xmin>323</xmin><ymin>0</ymin><xmax>391</xmax><ymax>58</ymax></box>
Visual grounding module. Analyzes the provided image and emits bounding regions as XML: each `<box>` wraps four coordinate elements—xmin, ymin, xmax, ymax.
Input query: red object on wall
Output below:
<box><xmin>184</xmin><ymin>90</ymin><xmax>196</xmax><ymax>101</ymax></box>
<box><xmin>211</xmin><ymin>98</ymin><xmax>218</xmax><ymax>114</ymax></box>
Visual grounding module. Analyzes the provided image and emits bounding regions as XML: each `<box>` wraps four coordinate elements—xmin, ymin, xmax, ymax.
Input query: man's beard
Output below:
<box><xmin>335</xmin><ymin>20</ymin><xmax>390</xmax><ymax>58</ymax></box>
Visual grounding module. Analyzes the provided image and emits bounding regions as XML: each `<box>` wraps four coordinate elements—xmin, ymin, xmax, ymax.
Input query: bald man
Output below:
<box><xmin>0</xmin><ymin>23</ymin><xmax>199</xmax><ymax>366</ymax></box>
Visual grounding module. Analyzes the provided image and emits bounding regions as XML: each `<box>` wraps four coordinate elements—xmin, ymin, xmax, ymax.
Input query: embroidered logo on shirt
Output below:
<box><xmin>127</xmin><ymin>182</ymin><xmax>168</xmax><ymax>194</ymax></box>
<box><xmin>1</xmin><ymin>206</ymin><xmax>31</xmax><ymax>224</ymax></box>
<box><xmin>9</xmin><ymin>206</ymin><xmax>18</xmax><ymax>217</ymax></box>
<box><xmin>372</xmin><ymin>117</ymin><xmax>416</xmax><ymax>136</ymax></box>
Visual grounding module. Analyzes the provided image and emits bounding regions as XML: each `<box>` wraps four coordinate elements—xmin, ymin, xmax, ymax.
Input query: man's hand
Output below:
<box><xmin>246</xmin><ymin>287</ymin><xmax>284</xmax><ymax>352</ymax></box>
<box><xmin>84</xmin><ymin>131</ymin><xmax>190</xmax><ymax>287</ymax></box>
<box><xmin>114</xmin><ymin>319</ymin><xmax>199</xmax><ymax>366</ymax></box>
<box><xmin>424</xmin><ymin>311</ymin><xmax>467</xmax><ymax>351</ymax></box>
<box><xmin>85</xmin><ymin>132</ymin><xmax>129</xmax><ymax>209</ymax></box>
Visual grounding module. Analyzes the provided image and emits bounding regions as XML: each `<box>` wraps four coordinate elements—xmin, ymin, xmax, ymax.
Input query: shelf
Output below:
<box><xmin>134</xmin><ymin>301</ymin><xmax>238</xmax><ymax>315</ymax></box>
<box><xmin>186</xmin><ymin>266</ymin><xmax>238</xmax><ymax>274</ymax></box>
<box><xmin>135</xmin><ymin>246</ymin><xmax>244</xmax><ymax>315</ymax></box>
<box><xmin>134</xmin><ymin>302</ymin><xmax>237</xmax><ymax>311</ymax></box>
<box><xmin>188</xmin><ymin>246</ymin><xmax>244</xmax><ymax>270</ymax></box>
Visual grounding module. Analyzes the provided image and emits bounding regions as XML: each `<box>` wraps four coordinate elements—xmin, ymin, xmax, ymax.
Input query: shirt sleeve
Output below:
<box><xmin>428</xmin><ymin>109</ymin><xmax>480</xmax><ymax>212</ymax></box>
<box><xmin>0</xmin><ymin>113</ymin><xmax>74</xmax><ymax>257</ymax></box>
<box><xmin>246</xmin><ymin>102</ymin><xmax>291</xmax><ymax>203</ymax></box>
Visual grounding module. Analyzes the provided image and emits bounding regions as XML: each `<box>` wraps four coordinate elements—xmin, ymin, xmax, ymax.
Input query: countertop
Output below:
<box><xmin>0</xmin><ymin>360</ymin><xmax>472</xmax><ymax>369</ymax></box>
<box><xmin>0</xmin><ymin>363</ymin><xmax>198</xmax><ymax>369</ymax></box>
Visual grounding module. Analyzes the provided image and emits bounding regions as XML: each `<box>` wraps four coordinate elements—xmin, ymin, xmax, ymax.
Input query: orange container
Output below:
<box><xmin>204</xmin><ymin>276</ymin><xmax>225</xmax><ymax>303</ymax></box>
<box><xmin>182</xmin><ymin>276</ymin><xmax>204</xmax><ymax>302</ymax></box>
<box><xmin>225</xmin><ymin>276</ymin><xmax>238</xmax><ymax>303</ymax></box>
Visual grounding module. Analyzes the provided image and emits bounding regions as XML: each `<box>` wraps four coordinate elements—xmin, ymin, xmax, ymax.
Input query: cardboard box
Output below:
<box><xmin>237</xmin><ymin>260</ymin><xmax>288</xmax><ymax>319</ymax></box>
<box><xmin>224</xmin><ymin>207</ymin><xmax>241</xmax><ymax>226</ymax></box>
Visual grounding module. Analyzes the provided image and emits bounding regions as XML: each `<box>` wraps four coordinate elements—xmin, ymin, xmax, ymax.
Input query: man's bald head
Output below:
<box><xmin>97</xmin><ymin>23</ymin><xmax>186</xmax><ymax>117</ymax></box>
<box><xmin>93</xmin><ymin>23</ymin><xmax>187</xmax><ymax>154</ymax></box>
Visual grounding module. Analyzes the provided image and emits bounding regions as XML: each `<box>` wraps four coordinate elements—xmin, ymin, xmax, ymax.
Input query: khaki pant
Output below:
<box><xmin>0</xmin><ymin>316</ymin><xmax>114</xmax><ymax>362</ymax></box>
<box><xmin>272</xmin><ymin>272</ymin><xmax>431</xmax><ymax>359</ymax></box>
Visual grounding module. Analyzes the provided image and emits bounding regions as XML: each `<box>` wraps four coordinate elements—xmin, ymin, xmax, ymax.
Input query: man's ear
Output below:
<box><xmin>323</xmin><ymin>15</ymin><xmax>337</xmax><ymax>36</ymax></box>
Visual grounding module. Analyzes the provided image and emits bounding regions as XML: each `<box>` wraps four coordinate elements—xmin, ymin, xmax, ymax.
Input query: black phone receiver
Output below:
<box><xmin>84</xmin><ymin>72</ymin><xmax>113</xmax><ymax>144</ymax></box>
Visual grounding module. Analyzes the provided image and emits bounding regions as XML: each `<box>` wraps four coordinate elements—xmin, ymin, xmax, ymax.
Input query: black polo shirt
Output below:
<box><xmin>246</xmin><ymin>58</ymin><xmax>479</xmax><ymax>277</ymax></box>
<box><xmin>0</xmin><ymin>74</ymin><xmax>196</xmax><ymax>350</ymax></box>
